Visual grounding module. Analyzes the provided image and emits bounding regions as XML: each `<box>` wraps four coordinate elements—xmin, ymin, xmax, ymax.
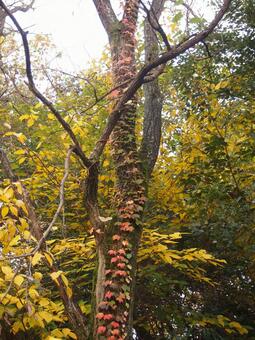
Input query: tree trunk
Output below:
<box><xmin>89</xmin><ymin>2</ymin><xmax>147</xmax><ymax>339</ymax></box>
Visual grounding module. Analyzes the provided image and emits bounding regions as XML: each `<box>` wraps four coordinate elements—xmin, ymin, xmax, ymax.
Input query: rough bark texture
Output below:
<box><xmin>140</xmin><ymin>0</ymin><xmax>166</xmax><ymax>177</ymax></box>
<box><xmin>90</xmin><ymin>1</ymin><xmax>147</xmax><ymax>339</ymax></box>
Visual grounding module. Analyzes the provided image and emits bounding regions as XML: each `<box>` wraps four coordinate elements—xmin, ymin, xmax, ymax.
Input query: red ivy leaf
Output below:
<box><xmin>118</xmin><ymin>249</ymin><xmax>126</xmax><ymax>255</ymax></box>
<box><xmin>99</xmin><ymin>301</ymin><xmax>109</xmax><ymax>310</ymax></box>
<box><xmin>103</xmin><ymin>280</ymin><xmax>113</xmax><ymax>287</ymax></box>
<box><xmin>97</xmin><ymin>326</ymin><xmax>106</xmax><ymax>334</ymax></box>
<box><xmin>120</xmin><ymin>224</ymin><xmax>134</xmax><ymax>232</ymax></box>
<box><xmin>104</xmin><ymin>313</ymin><xmax>113</xmax><ymax>320</ymax></box>
<box><xmin>105</xmin><ymin>291</ymin><xmax>114</xmax><ymax>299</ymax></box>
<box><xmin>111</xmin><ymin>321</ymin><xmax>120</xmax><ymax>328</ymax></box>
<box><xmin>118</xmin><ymin>256</ymin><xmax>125</xmax><ymax>261</ymax></box>
<box><xmin>108</xmin><ymin>250</ymin><xmax>117</xmax><ymax>256</ymax></box>
<box><xmin>117</xmin><ymin>263</ymin><xmax>126</xmax><ymax>269</ymax></box>
<box><xmin>113</xmin><ymin>235</ymin><xmax>121</xmax><ymax>241</ymax></box>
<box><xmin>111</xmin><ymin>329</ymin><xmax>120</xmax><ymax>336</ymax></box>
<box><xmin>111</xmin><ymin>257</ymin><xmax>118</xmax><ymax>263</ymax></box>
<box><xmin>115</xmin><ymin>270</ymin><xmax>127</xmax><ymax>277</ymax></box>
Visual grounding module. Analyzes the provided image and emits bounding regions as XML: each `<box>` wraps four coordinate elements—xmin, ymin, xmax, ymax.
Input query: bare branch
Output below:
<box><xmin>10</xmin><ymin>0</ymin><xmax>35</xmax><ymax>14</ymax></box>
<box><xmin>140</xmin><ymin>0</ymin><xmax>171</xmax><ymax>50</ymax></box>
<box><xmin>0</xmin><ymin>0</ymin><xmax>92</xmax><ymax>169</ymax></box>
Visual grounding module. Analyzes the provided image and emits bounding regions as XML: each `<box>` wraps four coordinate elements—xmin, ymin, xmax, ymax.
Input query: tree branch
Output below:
<box><xmin>140</xmin><ymin>0</ymin><xmax>171</xmax><ymax>50</ymax></box>
<box><xmin>33</xmin><ymin>147</ymin><xmax>73</xmax><ymax>253</ymax></box>
<box><xmin>0</xmin><ymin>0</ymin><xmax>92</xmax><ymax>169</ymax></box>
<box><xmin>10</xmin><ymin>0</ymin><xmax>35</xmax><ymax>14</ymax></box>
<box><xmin>91</xmin><ymin>0</ymin><xmax>232</xmax><ymax>160</ymax></box>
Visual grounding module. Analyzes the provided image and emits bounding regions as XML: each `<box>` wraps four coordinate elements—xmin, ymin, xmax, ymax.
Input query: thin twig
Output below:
<box><xmin>33</xmin><ymin>146</ymin><xmax>73</xmax><ymax>252</ymax></box>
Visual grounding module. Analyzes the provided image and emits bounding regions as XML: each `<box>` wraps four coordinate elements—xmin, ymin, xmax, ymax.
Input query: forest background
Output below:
<box><xmin>0</xmin><ymin>0</ymin><xmax>254</xmax><ymax>339</ymax></box>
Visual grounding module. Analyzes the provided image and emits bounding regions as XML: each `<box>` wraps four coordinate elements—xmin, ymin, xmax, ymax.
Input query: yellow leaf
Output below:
<box><xmin>34</xmin><ymin>313</ymin><xmax>45</xmax><ymax>327</ymax></box>
<box><xmin>29</xmin><ymin>287</ymin><xmax>39</xmax><ymax>300</ymax></box>
<box><xmin>62</xmin><ymin>328</ymin><xmax>77</xmax><ymax>339</ymax></box>
<box><xmin>66</xmin><ymin>286</ymin><xmax>73</xmax><ymax>298</ymax></box>
<box><xmin>31</xmin><ymin>252</ymin><xmax>43</xmax><ymax>266</ymax></box>
<box><xmin>16</xmin><ymin>200</ymin><xmax>28</xmax><ymax>215</ymax></box>
<box><xmin>61</xmin><ymin>273</ymin><xmax>69</xmax><ymax>287</ymax></box>
<box><xmin>18</xmin><ymin>157</ymin><xmax>26</xmax><ymax>165</ymax></box>
<box><xmin>1</xmin><ymin>206</ymin><xmax>9</xmax><ymax>218</ymax></box>
<box><xmin>19</xmin><ymin>216</ymin><xmax>27</xmax><ymax>226</ymax></box>
<box><xmin>51</xmin><ymin>328</ymin><xmax>64</xmax><ymax>337</ymax></box>
<box><xmin>48</xmin><ymin>113</ymin><xmax>55</xmax><ymax>120</ymax></box>
<box><xmin>23</xmin><ymin>230</ymin><xmax>31</xmax><ymax>240</ymax></box>
<box><xmin>16</xmin><ymin>300</ymin><xmax>24</xmax><ymax>310</ymax></box>
<box><xmin>38</xmin><ymin>310</ymin><xmax>53</xmax><ymax>323</ymax></box>
<box><xmin>5</xmin><ymin>187</ymin><xmax>14</xmax><ymax>199</ymax></box>
<box><xmin>17</xmin><ymin>133</ymin><xmax>27</xmax><ymax>144</ymax></box>
<box><xmin>12</xmin><ymin>320</ymin><xmax>25</xmax><ymax>334</ymax></box>
<box><xmin>14</xmin><ymin>275</ymin><xmax>24</xmax><ymax>287</ymax></box>
<box><xmin>27</xmin><ymin>118</ymin><xmax>34</xmax><ymax>127</ymax></box>
<box><xmin>34</xmin><ymin>272</ymin><xmax>43</xmax><ymax>281</ymax></box>
<box><xmin>39</xmin><ymin>298</ymin><xmax>49</xmax><ymax>307</ymax></box>
<box><xmin>9</xmin><ymin>235</ymin><xmax>20</xmax><ymax>247</ymax></box>
<box><xmin>10</xmin><ymin>206</ymin><xmax>18</xmax><ymax>217</ymax></box>
<box><xmin>14</xmin><ymin>149</ymin><xmax>26</xmax><ymax>155</ymax></box>
<box><xmin>1</xmin><ymin>265</ymin><xmax>13</xmax><ymax>276</ymax></box>
<box><xmin>50</xmin><ymin>271</ymin><xmax>62</xmax><ymax>282</ymax></box>
<box><xmin>19</xmin><ymin>114</ymin><xmax>30</xmax><ymax>121</ymax></box>
<box><xmin>44</xmin><ymin>252</ymin><xmax>53</xmax><ymax>266</ymax></box>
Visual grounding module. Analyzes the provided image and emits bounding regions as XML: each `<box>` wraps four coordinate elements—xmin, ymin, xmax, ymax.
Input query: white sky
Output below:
<box><xmin>11</xmin><ymin>0</ymin><xmax>212</xmax><ymax>72</ymax></box>
<box><xmin>15</xmin><ymin>0</ymin><xmax>109</xmax><ymax>71</ymax></box>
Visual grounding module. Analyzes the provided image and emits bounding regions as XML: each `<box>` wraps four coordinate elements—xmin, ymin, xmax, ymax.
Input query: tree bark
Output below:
<box><xmin>90</xmin><ymin>2</ymin><xmax>147</xmax><ymax>339</ymax></box>
<box><xmin>140</xmin><ymin>0</ymin><xmax>166</xmax><ymax>178</ymax></box>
